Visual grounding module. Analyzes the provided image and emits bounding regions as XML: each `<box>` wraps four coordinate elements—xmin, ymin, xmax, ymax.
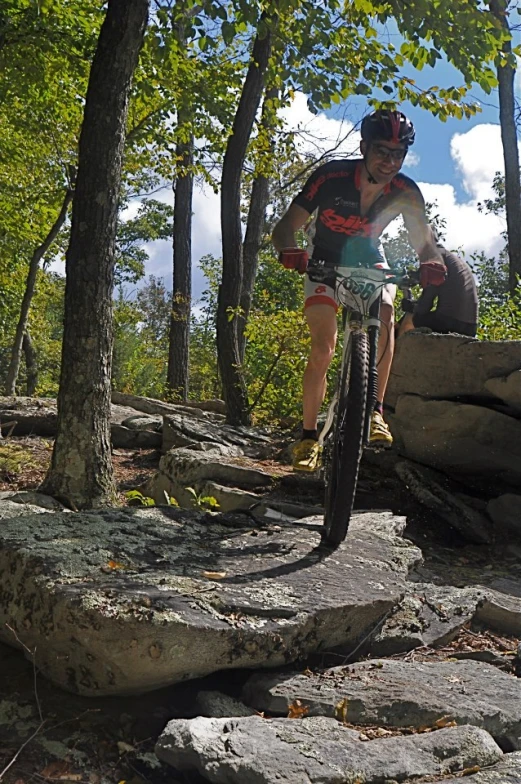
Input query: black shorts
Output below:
<box><xmin>412</xmin><ymin>311</ymin><xmax>476</xmax><ymax>337</ymax></box>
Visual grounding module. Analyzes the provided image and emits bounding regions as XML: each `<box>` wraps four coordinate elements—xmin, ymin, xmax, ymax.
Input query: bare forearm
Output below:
<box><xmin>272</xmin><ymin>219</ymin><xmax>297</xmax><ymax>252</ymax></box>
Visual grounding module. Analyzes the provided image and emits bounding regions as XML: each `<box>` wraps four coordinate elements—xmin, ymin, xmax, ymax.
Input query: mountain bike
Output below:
<box><xmin>308</xmin><ymin>260</ymin><xmax>419</xmax><ymax>547</ymax></box>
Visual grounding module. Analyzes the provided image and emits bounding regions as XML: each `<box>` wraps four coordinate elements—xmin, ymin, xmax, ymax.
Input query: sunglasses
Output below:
<box><xmin>371</xmin><ymin>143</ymin><xmax>407</xmax><ymax>163</ymax></box>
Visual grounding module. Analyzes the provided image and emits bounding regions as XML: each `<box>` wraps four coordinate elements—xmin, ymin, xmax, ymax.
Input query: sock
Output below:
<box><xmin>374</xmin><ymin>401</ymin><xmax>383</xmax><ymax>415</ymax></box>
<box><xmin>302</xmin><ymin>428</ymin><xmax>318</xmax><ymax>441</ymax></box>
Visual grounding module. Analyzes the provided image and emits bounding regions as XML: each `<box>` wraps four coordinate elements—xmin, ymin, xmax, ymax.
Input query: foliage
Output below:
<box><xmin>468</xmin><ymin>251</ymin><xmax>521</xmax><ymax>341</ymax></box>
<box><xmin>112</xmin><ymin>278</ymin><xmax>170</xmax><ymax>398</ymax></box>
<box><xmin>185</xmin><ymin>486</ymin><xmax>220</xmax><ymax>511</ymax></box>
<box><xmin>125</xmin><ymin>489</ymin><xmax>178</xmax><ymax>507</ymax></box>
<box><xmin>115</xmin><ymin>200</ymin><xmax>174</xmax><ymax>284</ymax></box>
<box><xmin>0</xmin><ymin>443</ymin><xmax>39</xmax><ymax>477</ymax></box>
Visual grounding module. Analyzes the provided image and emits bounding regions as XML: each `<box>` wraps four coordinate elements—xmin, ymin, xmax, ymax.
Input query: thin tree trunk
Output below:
<box><xmin>41</xmin><ymin>0</ymin><xmax>149</xmax><ymax>510</ymax></box>
<box><xmin>490</xmin><ymin>0</ymin><xmax>521</xmax><ymax>292</ymax></box>
<box><xmin>5</xmin><ymin>185</ymin><xmax>74</xmax><ymax>395</ymax></box>
<box><xmin>238</xmin><ymin>87</ymin><xmax>278</xmax><ymax>362</ymax></box>
<box><xmin>216</xmin><ymin>17</ymin><xmax>275</xmax><ymax>425</ymax></box>
<box><xmin>167</xmin><ymin>130</ymin><xmax>193</xmax><ymax>401</ymax></box>
<box><xmin>22</xmin><ymin>331</ymin><xmax>38</xmax><ymax>396</ymax></box>
<box><xmin>238</xmin><ymin>175</ymin><xmax>270</xmax><ymax>362</ymax></box>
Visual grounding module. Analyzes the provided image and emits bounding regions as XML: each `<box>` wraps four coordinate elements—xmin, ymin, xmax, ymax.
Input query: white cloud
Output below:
<box><xmin>450</xmin><ymin>124</ymin><xmax>505</xmax><ymax>200</ymax></box>
<box><xmin>418</xmin><ymin>181</ymin><xmax>505</xmax><ymax>258</ymax></box>
<box><xmin>403</xmin><ymin>150</ymin><xmax>420</xmax><ymax>168</ymax></box>
<box><xmin>417</xmin><ymin>122</ymin><xmax>521</xmax><ymax>260</ymax></box>
<box><xmin>278</xmin><ymin>91</ymin><xmax>360</xmax><ymax>158</ymax></box>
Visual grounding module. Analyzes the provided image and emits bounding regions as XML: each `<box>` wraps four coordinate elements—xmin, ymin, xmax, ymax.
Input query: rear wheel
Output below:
<box><xmin>323</xmin><ymin>328</ymin><xmax>369</xmax><ymax>547</ymax></box>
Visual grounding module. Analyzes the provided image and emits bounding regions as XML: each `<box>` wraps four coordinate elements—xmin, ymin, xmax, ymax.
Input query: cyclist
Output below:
<box><xmin>272</xmin><ymin>108</ymin><xmax>446</xmax><ymax>473</ymax></box>
<box><xmin>397</xmin><ymin>225</ymin><xmax>478</xmax><ymax>338</ymax></box>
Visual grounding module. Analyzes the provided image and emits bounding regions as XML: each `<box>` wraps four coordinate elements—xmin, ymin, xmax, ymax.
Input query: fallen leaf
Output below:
<box><xmin>335</xmin><ymin>697</ymin><xmax>348</xmax><ymax>724</ymax></box>
<box><xmin>434</xmin><ymin>715</ymin><xmax>457</xmax><ymax>728</ymax></box>
<box><xmin>201</xmin><ymin>570</ymin><xmax>227</xmax><ymax>580</ymax></box>
<box><xmin>287</xmin><ymin>699</ymin><xmax>309</xmax><ymax>719</ymax></box>
<box><xmin>117</xmin><ymin>741</ymin><xmax>135</xmax><ymax>755</ymax></box>
<box><xmin>40</xmin><ymin>760</ymin><xmax>82</xmax><ymax>781</ymax></box>
<box><xmin>107</xmin><ymin>560</ymin><xmax>129</xmax><ymax>570</ymax></box>
<box><xmin>373</xmin><ymin>727</ymin><xmax>393</xmax><ymax>737</ymax></box>
<box><xmin>41</xmin><ymin>761</ymin><xmax>71</xmax><ymax>779</ymax></box>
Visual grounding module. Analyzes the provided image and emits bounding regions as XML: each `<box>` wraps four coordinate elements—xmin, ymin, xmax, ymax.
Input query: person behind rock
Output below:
<box><xmin>397</xmin><ymin>225</ymin><xmax>478</xmax><ymax>339</ymax></box>
<box><xmin>272</xmin><ymin>108</ymin><xmax>446</xmax><ymax>473</ymax></box>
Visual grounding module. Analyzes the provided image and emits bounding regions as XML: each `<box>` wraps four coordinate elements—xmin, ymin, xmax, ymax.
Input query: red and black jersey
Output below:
<box><xmin>292</xmin><ymin>158</ymin><xmax>427</xmax><ymax>267</ymax></box>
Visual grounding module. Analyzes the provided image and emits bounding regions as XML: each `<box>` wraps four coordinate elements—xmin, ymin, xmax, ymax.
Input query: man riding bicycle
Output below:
<box><xmin>397</xmin><ymin>225</ymin><xmax>478</xmax><ymax>338</ymax></box>
<box><xmin>272</xmin><ymin>108</ymin><xmax>446</xmax><ymax>473</ymax></box>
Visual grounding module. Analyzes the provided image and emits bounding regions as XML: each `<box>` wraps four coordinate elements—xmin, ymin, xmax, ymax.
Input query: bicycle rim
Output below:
<box><xmin>323</xmin><ymin>328</ymin><xmax>369</xmax><ymax>547</ymax></box>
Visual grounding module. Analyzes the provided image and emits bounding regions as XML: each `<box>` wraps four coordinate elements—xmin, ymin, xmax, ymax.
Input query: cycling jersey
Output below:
<box><xmin>292</xmin><ymin>158</ymin><xmax>427</xmax><ymax>268</ymax></box>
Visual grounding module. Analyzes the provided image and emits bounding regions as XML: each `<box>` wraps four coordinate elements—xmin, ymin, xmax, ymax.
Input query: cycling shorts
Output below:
<box><xmin>304</xmin><ymin>264</ymin><xmax>397</xmax><ymax>312</ymax></box>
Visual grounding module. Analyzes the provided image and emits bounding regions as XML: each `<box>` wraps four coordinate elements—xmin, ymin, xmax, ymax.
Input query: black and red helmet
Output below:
<box><xmin>361</xmin><ymin>110</ymin><xmax>415</xmax><ymax>147</ymax></box>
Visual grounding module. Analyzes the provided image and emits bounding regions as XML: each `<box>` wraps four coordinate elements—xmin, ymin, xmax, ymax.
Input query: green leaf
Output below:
<box><xmin>221</xmin><ymin>21</ymin><xmax>236</xmax><ymax>46</ymax></box>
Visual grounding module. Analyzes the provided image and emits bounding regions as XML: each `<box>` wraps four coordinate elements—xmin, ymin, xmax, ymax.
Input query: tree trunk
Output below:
<box><xmin>41</xmin><ymin>0</ymin><xmax>149</xmax><ymax>510</ymax></box>
<box><xmin>5</xmin><ymin>184</ymin><xmax>74</xmax><ymax>395</ymax></box>
<box><xmin>237</xmin><ymin>87</ymin><xmax>278</xmax><ymax>362</ymax></box>
<box><xmin>490</xmin><ymin>0</ymin><xmax>521</xmax><ymax>292</ymax></box>
<box><xmin>238</xmin><ymin>175</ymin><xmax>270</xmax><ymax>363</ymax></box>
<box><xmin>167</xmin><ymin>130</ymin><xmax>193</xmax><ymax>401</ymax></box>
<box><xmin>22</xmin><ymin>331</ymin><xmax>38</xmax><ymax>396</ymax></box>
<box><xmin>216</xmin><ymin>18</ymin><xmax>274</xmax><ymax>425</ymax></box>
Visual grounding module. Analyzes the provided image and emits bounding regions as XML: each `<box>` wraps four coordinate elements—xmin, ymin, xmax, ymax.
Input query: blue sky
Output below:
<box><xmin>119</xmin><ymin>23</ymin><xmax>521</xmax><ymax>303</ymax></box>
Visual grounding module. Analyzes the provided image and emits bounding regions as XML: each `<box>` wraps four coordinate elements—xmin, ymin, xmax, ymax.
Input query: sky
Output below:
<box><xmin>122</xmin><ymin>28</ymin><xmax>521</xmax><ymax>303</ymax></box>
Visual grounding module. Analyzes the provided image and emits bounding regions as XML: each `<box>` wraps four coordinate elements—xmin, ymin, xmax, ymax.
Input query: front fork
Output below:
<box><xmin>363</xmin><ymin>298</ymin><xmax>381</xmax><ymax>445</ymax></box>
<box><xmin>319</xmin><ymin>301</ymin><xmax>381</xmax><ymax>451</ymax></box>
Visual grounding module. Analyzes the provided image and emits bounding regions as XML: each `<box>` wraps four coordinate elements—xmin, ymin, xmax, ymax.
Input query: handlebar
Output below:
<box><xmin>306</xmin><ymin>260</ymin><xmax>420</xmax><ymax>289</ymax></box>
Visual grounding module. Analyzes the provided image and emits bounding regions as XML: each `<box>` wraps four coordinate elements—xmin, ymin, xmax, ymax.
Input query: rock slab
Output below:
<box><xmin>243</xmin><ymin>658</ymin><xmax>521</xmax><ymax>750</ymax></box>
<box><xmin>155</xmin><ymin>716</ymin><xmax>502</xmax><ymax>784</ymax></box>
<box><xmin>0</xmin><ymin>508</ymin><xmax>420</xmax><ymax>696</ymax></box>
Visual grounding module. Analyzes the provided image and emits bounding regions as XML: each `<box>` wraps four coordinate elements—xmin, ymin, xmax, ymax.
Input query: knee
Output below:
<box><xmin>309</xmin><ymin>335</ymin><xmax>336</xmax><ymax>371</ymax></box>
<box><xmin>380</xmin><ymin>303</ymin><xmax>394</xmax><ymax>327</ymax></box>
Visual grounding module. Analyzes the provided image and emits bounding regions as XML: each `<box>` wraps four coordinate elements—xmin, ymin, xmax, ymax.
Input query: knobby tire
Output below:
<box><xmin>323</xmin><ymin>328</ymin><xmax>369</xmax><ymax>547</ymax></box>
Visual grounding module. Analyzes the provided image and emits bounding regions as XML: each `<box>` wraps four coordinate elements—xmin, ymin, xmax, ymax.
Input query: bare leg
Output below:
<box><xmin>302</xmin><ymin>304</ymin><xmax>337</xmax><ymax>430</ymax></box>
<box><xmin>397</xmin><ymin>312</ymin><xmax>415</xmax><ymax>338</ymax></box>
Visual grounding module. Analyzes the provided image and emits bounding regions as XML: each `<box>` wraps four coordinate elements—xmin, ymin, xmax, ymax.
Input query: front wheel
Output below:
<box><xmin>323</xmin><ymin>328</ymin><xmax>369</xmax><ymax>547</ymax></box>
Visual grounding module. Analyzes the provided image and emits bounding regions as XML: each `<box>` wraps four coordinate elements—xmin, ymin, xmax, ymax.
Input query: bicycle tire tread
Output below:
<box><xmin>324</xmin><ymin>329</ymin><xmax>369</xmax><ymax>546</ymax></box>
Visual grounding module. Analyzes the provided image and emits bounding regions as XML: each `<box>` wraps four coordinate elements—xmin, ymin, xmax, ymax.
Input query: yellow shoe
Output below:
<box><xmin>292</xmin><ymin>439</ymin><xmax>322</xmax><ymax>472</ymax></box>
<box><xmin>369</xmin><ymin>411</ymin><xmax>393</xmax><ymax>449</ymax></box>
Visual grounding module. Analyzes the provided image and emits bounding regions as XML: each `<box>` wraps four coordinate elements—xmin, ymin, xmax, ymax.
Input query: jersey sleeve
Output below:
<box><xmin>291</xmin><ymin>162</ymin><xmax>334</xmax><ymax>215</ymax></box>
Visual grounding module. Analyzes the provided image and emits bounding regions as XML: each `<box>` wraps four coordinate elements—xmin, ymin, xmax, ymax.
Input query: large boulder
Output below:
<box><xmin>243</xmin><ymin>658</ymin><xmax>521</xmax><ymax>749</ymax></box>
<box><xmin>0</xmin><ymin>397</ymin><xmax>162</xmax><ymax>448</ymax></box>
<box><xmin>386</xmin><ymin>333</ymin><xmax>521</xmax><ymax>409</ymax></box>
<box><xmin>389</xmin><ymin>395</ymin><xmax>521</xmax><ymax>490</ymax></box>
<box><xmin>144</xmin><ymin>447</ymin><xmax>276</xmax><ymax>507</ymax></box>
<box><xmin>162</xmin><ymin>414</ymin><xmax>272</xmax><ymax>457</ymax></box>
<box><xmin>395</xmin><ymin>460</ymin><xmax>493</xmax><ymax>543</ymax></box>
<box><xmin>485</xmin><ymin>369</ymin><xmax>521</xmax><ymax>412</ymax></box>
<box><xmin>487</xmin><ymin>494</ymin><xmax>521</xmax><ymax>539</ymax></box>
<box><xmin>155</xmin><ymin>716</ymin><xmax>502</xmax><ymax>784</ymax></box>
<box><xmin>0</xmin><ymin>508</ymin><xmax>421</xmax><ymax>696</ymax></box>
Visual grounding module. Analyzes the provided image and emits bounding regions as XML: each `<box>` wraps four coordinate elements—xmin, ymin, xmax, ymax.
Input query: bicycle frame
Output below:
<box><xmin>310</xmin><ymin>263</ymin><xmax>408</xmax><ymax>450</ymax></box>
